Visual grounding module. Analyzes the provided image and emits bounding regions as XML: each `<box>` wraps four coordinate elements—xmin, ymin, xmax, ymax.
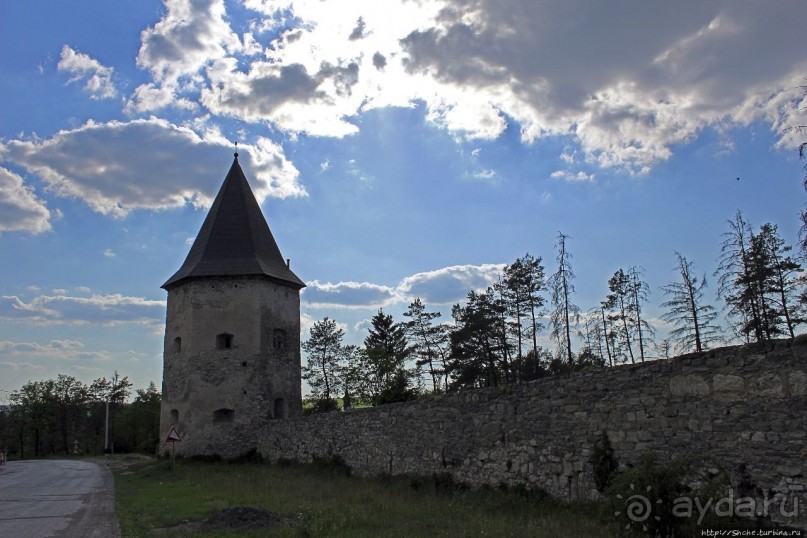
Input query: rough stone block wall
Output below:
<box><xmin>259</xmin><ymin>339</ymin><xmax>807</xmax><ymax>526</ymax></box>
<box><xmin>161</xmin><ymin>276</ymin><xmax>302</xmax><ymax>459</ymax></box>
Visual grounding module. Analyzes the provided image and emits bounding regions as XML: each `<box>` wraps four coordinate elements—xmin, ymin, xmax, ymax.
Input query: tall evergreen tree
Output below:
<box><xmin>404</xmin><ymin>298</ymin><xmax>450</xmax><ymax>392</ymax></box>
<box><xmin>448</xmin><ymin>289</ymin><xmax>505</xmax><ymax>389</ymax></box>
<box><xmin>599</xmin><ymin>302</ymin><xmax>615</xmax><ymax>367</ymax></box>
<box><xmin>661</xmin><ymin>252</ymin><xmax>722</xmax><ymax>353</ymax></box>
<box><xmin>627</xmin><ymin>266</ymin><xmax>654</xmax><ymax>362</ymax></box>
<box><xmin>715</xmin><ymin>213</ymin><xmax>799</xmax><ymax>342</ymax></box>
<box><xmin>716</xmin><ymin>211</ymin><xmax>765</xmax><ymax>342</ymax></box>
<box><xmin>502</xmin><ymin>254</ymin><xmax>546</xmax><ymax>381</ymax></box>
<box><xmin>605</xmin><ymin>268</ymin><xmax>637</xmax><ymax>364</ymax></box>
<box><xmin>302</xmin><ymin>317</ymin><xmax>344</xmax><ymax>401</ymax></box>
<box><xmin>492</xmin><ymin>279</ymin><xmax>515</xmax><ymax>384</ymax></box>
<box><xmin>549</xmin><ymin>233</ymin><xmax>579</xmax><ymax>365</ymax></box>
<box><xmin>583</xmin><ymin>308</ymin><xmax>609</xmax><ymax>366</ymax></box>
<box><xmin>754</xmin><ymin>223</ymin><xmax>803</xmax><ymax>338</ymax></box>
<box><xmin>364</xmin><ymin>309</ymin><xmax>414</xmax><ymax>404</ymax></box>
<box><xmin>339</xmin><ymin>344</ymin><xmax>369</xmax><ymax>406</ymax></box>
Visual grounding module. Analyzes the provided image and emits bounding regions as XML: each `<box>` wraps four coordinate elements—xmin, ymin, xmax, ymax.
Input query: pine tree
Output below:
<box><xmin>583</xmin><ymin>307</ymin><xmax>609</xmax><ymax>366</ymax></box>
<box><xmin>716</xmin><ymin>211</ymin><xmax>765</xmax><ymax>342</ymax></box>
<box><xmin>403</xmin><ymin>298</ymin><xmax>449</xmax><ymax>392</ymax></box>
<box><xmin>754</xmin><ymin>224</ymin><xmax>803</xmax><ymax>338</ymax></box>
<box><xmin>661</xmin><ymin>252</ymin><xmax>722</xmax><ymax>353</ymax></box>
<box><xmin>605</xmin><ymin>268</ymin><xmax>637</xmax><ymax>364</ymax></box>
<box><xmin>502</xmin><ymin>254</ymin><xmax>546</xmax><ymax>381</ymax></box>
<box><xmin>716</xmin><ymin>213</ymin><xmax>801</xmax><ymax>342</ymax></box>
<box><xmin>549</xmin><ymin>233</ymin><xmax>579</xmax><ymax>365</ymax></box>
<box><xmin>448</xmin><ymin>289</ymin><xmax>505</xmax><ymax>389</ymax></box>
<box><xmin>364</xmin><ymin>309</ymin><xmax>414</xmax><ymax>404</ymax></box>
<box><xmin>627</xmin><ymin>266</ymin><xmax>654</xmax><ymax>362</ymax></box>
<box><xmin>339</xmin><ymin>344</ymin><xmax>368</xmax><ymax>407</ymax></box>
<box><xmin>302</xmin><ymin>317</ymin><xmax>344</xmax><ymax>402</ymax></box>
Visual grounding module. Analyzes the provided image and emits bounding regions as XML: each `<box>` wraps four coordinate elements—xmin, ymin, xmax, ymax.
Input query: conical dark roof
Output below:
<box><xmin>162</xmin><ymin>155</ymin><xmax>305</xmax><ymax>290</ymax></box>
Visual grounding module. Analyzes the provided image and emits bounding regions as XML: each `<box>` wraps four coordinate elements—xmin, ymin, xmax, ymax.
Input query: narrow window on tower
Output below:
<box><xmin>170</xmin><ymin>409</ymin><xmax>179</xmax><ymax>425</ymax></box>
<box><xmin>272</xmin><ymin>329</ymin><xmax>287</xmax><ymax>354</ymax></box>
<box><xmin>173</xmin><ymin>337</ymin><xmax>182</xmax><ymax>353</ymax></box>
<box><xmin>273</xmin><ymin>398</ymin><xmax>286</xmax><ymax>419</ymax></box>
<box><xmin>216</xmin><ymin>333</ymin><xmax>233</xmax><ymax>350</ymax></box>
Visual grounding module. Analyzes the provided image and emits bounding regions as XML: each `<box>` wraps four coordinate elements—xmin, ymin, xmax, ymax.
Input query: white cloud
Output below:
<box><xmin>299</xmin><ymin>311</ymin><xmax>348</xmax><ymax>337</ymax></box>
<box><xmin>137</xmin><ymin>0</ymin><xmax>242</xmax><ymax>84</ymax></box>
<box><xmin>550</xmin><ymin>170</ymin><xmax>595</xmax><ymax>182</ymax></box>
<box><xmin>303</xmin><ymin>280</ymin><xmax>398</xmax><ymax>309</ymax></box>
<box><xmin>70</xmin><ymin>365</ymin><xmax>105</xmax><ymax>373</ymax></box>
<box><xmin>0</xmin><ymin>339</ymin><xmax>110</xmax><ymax>362</ymax></box>
<box><xmin>145</xmin><ymin>0</ymin><xmax>804</xmax><ymax>173</ymax></box>
<box><xmin>0</xmin><ymin>118</ymin><xmax>304</xmax><ymax>217</ymax></box>
<box><xmin>128</xmin><ymin>0</ymin><xmax>446</xmax><ymax>135</ymax></box>
<box><xmin>125</xmin><ymin>82</ymin><xmax>197</xmax><ymax>114</ymax></box>
<box><xmin>0</xmin><ymin>361</ymin><xmax>46</xmax><ymax>372</ymax></box>
<box><xmin>57</xmin><ymin>45</ymin><xmax>117</xmax><ymax>100</ymax></box>
<box><xmin>399</xmin><ymin>1</ymin><xmax>807</xmax><ymax>171</ymax></box>
<box><xmin>103</xmin><ymin>249</ymin><xmax>116</xmax><ymax>258</ymax></box>
<box><xmin>353</xmin><ymin>318</ymin><xmax>373</xmax><ymax>334</ymax></box>
<box><xmin>471</xmin><ymin>169</ymin><xmax>496</xmax><ymax>180</ymax></box>
<box><xmin>0</xmin><ymin>293</ymin><xmax>165</xmax><ymax>326</ymax></box>
<box><xmin>398</xmin><ymin>264</ymin><xmax>505</xmax><ymax>305</ymax></box>
<box><xmin>0</xmin><ymin>167</ymin><xmax>51</xmax><ymax>234</ymax></box>
<box><xmin>35</xmin><ymin>1</ymin><xmax>804</xmax><ymax>187</ymax></box>
<box><xmin>302</xmin><ymin>263</ymin><xmax>505</xmax><ymax>309</ymax></box>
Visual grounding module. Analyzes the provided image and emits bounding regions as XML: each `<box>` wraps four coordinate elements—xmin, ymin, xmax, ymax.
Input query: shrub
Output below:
<box><xmin>309</xmin><ymin>398</ymin><xmax>340</xmax><ymax>414</ymax></box>
<box><xmin>606</xmin><ymin>453</ymin><xmax>693</xmax><ymax>537</ymax></box>
<box><xmin>228</xmin><ymin>448</ymin><xmax>263</xmax><ymax>464</ymax></box>
<box><xmin>312</xmin><ymin>453</ymin><xmax>352</xmax><ymax>476</ymax></box>
<box><xmin>590</xmin><ymin>430</ymin><xmax>618</xmax><ymax>493</ymax></box>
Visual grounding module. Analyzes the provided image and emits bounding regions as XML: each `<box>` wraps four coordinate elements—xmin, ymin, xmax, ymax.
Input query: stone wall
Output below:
<box><xmin>161</xmin><ymin>275</ymin><xmax>302</xmax><ymax>458</ymax></box>
<box><xmin>259</xmin><ymin>339</ymin><xmax>807</xmax><ymax>527</ymax></box>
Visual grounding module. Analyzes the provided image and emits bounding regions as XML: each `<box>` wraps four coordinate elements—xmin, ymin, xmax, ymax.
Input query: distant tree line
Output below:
<box><xmin>0</xmin><ymin>373</ymin><xmax>160</xmax><ymax>460</ymax></box>
<box><xmin>304</xmin><ymin>210</ymin><xmax>805</xmax><ymax>409</ymax></box>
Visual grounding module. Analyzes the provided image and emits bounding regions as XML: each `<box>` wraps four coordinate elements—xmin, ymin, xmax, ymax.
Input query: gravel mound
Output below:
<box><xmin>156</xmin><ymin>506</ymin><xmax>294</xmax><ymax>534</ymax></box>
<box><xmin>202</xmin><ymin>506</ymin><xmax>288</xmax><ymax>530</ymax></box>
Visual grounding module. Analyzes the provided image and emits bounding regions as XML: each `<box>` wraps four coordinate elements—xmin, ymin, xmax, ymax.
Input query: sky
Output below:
<box><xmin>1</xmin><ymin>0</ymin><xmax>806</xmax><ymax>398</ymax></box>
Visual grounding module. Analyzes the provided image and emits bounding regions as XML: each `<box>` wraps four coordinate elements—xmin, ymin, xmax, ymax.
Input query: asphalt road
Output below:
<box><xmin>0</xmin><ymin>459</ymin><xmax>120</xmax><ymax>537</ymax></box>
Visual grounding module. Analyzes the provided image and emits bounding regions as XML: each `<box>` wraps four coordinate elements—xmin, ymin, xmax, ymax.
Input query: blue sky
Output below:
<box><xmin>1</xmin><ymin>0</ymin><xmax>806</xmax><ymax>397</ymax></box>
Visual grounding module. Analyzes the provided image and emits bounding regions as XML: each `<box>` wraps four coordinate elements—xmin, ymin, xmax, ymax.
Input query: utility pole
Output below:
<box><xmin>104</xmin><ymin>397</ymin><xmax>110</xmax><ymax>466</ymax></box>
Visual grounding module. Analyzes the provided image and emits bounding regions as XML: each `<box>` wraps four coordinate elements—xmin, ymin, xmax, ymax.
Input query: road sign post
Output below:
<box><xmin>165</xmin><ymin>427</ymin><xmax>181</xmax><ymax>469</ymax></box>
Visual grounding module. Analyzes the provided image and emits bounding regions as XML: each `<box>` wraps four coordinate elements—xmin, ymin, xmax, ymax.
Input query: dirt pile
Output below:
<box><xmin>157</xmin><ymin>506</ymin><xmax>294</xmax><ymax>534</ymax></box>
<box><xmin>202</xmin><ymin>506</ymin><xmax>291</xmax><ymax>530</ymax></box>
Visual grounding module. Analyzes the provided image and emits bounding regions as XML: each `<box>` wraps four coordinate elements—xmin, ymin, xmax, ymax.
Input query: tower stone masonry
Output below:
<box><xmin>159</xmin><ymin>154</ymin><xmax>305</xmax><ymax>458</ymax></box>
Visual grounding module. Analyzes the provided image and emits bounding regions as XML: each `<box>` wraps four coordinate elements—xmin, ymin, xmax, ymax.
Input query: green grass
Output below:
<box><xmin>113</xmin><ymin>457</ymin><xmax>620</xmax><ymax>537</ymax></box>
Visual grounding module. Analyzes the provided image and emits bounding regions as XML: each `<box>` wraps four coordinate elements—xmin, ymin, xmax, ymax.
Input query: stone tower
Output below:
<box><xmin>159</xmin><ymin>153</ymin><xmax>305</xmax><ymax>458</ymax></box>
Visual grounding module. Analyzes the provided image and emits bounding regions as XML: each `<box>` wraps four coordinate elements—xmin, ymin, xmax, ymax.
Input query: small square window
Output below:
<box><xmin>216</xmin><ymin>333</ymin><xmax>233</xmax><ymax>350</ymax></box>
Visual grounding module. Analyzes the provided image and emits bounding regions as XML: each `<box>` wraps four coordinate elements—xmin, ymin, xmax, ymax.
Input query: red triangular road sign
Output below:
<box><xmin>166</xmin><ymin>427</ymin><xmax>181</xmax><ymax>443</ymax></box>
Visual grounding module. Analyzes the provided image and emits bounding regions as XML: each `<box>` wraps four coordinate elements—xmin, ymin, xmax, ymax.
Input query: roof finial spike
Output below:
<box><xmin>234</xmin><ymin>141</ymin><xmax>239</xmax><ymax>159</ymax></box>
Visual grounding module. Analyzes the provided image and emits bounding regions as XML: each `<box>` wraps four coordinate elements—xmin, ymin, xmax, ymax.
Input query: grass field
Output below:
<box><xmin>113</xmin><ymin>456</ymin><xmax>622</xmax><ymax>537</ymax></box>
